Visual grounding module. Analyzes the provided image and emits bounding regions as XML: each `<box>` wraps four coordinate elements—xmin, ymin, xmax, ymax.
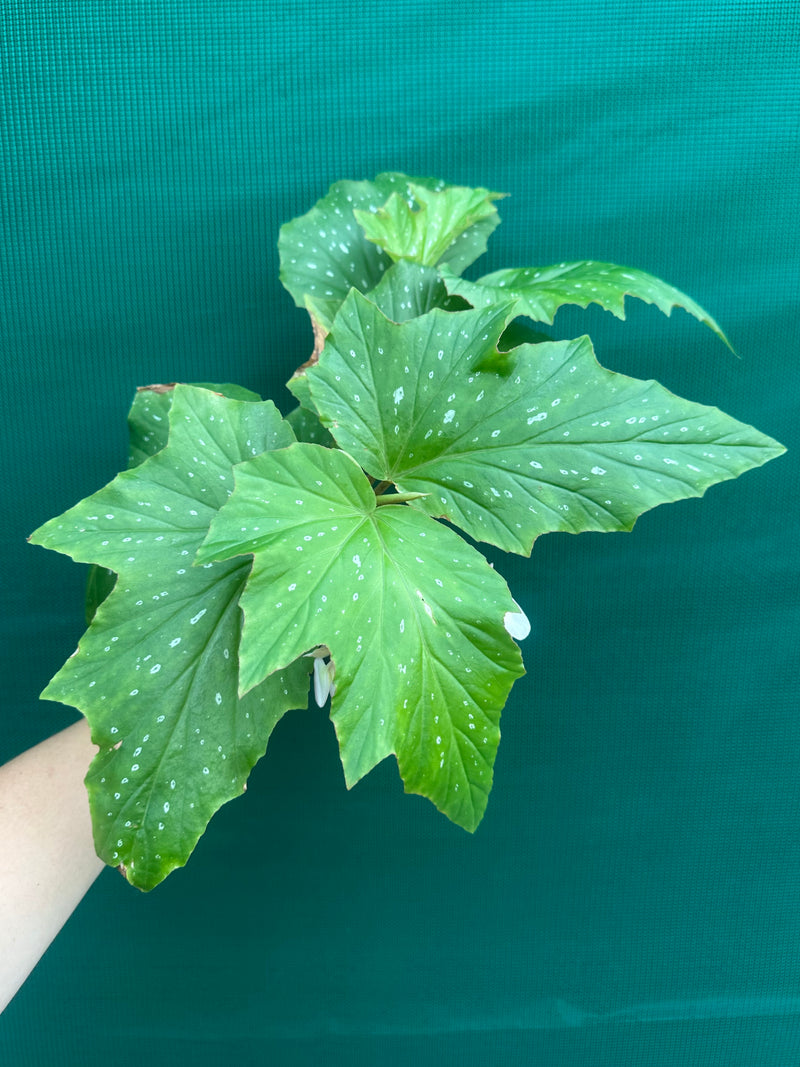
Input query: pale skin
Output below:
<box><xmin>0</xmin><ymin>718</ymin><xmax>104</xmax><ymax>1013</ymax></box>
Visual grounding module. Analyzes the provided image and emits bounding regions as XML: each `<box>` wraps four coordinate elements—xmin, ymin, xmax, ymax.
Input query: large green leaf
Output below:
<box><xmin>305</xmin><ymin>291</ymin><xmax>785</xmax><ymax>555</ymax></box>
<box><xmin>197</xmin><ymin>442</ymin><xmax>525</xmax><ymax>832</ymax></box>
<box><xmin>353</xmin><ymin>181</ymin><xmax>504</xmax><ymax>271</ymax></box>
<box><xmin>86</xmin><ymin>381</ymin><xmax>264</xmax><ymax>624</ymax></box>
<box><xmin>283</xmin><ymin>260</ymin><xmax>452</xmax><ymax>429</ymax></box>
<box><xmin>441</xmin><ymin>261</ymin><xmax>732</xmax><ymax>348</ymax></box>
<box><xmin>28</xmin><ymin>385</ymin><xmax>310</xmax><ymax>890</ymax></box>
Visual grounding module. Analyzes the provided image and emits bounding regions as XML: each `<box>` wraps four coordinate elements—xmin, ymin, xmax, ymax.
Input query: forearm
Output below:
<box><xmin>0</xmin><ymin>718</ymin><xmax>105</xmax><ymax>1013</ymax></box>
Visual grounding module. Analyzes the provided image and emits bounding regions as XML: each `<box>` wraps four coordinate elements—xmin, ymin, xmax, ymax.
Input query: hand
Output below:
<box><xmin>0</xmin><ymin>718</ymin><xmax>104</xmax><ymax>1013</ymax></box>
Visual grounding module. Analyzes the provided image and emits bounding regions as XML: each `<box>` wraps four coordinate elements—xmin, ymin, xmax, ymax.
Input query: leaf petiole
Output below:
<box><xmin>375</xmin><ymin>490</ymin><xmax>429</xmax><ymax>505</ymax></box>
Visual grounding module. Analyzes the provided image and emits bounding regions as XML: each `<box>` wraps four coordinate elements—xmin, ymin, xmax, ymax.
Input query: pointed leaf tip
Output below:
<box><xmin>203</xmin><ymin>441</ymin><xmax>525</xmax><ymax>832</ymax></box>
<box><xmin>30</xmin><ymin>385</ymin><xmax>307</xmax><ymax>889</ymax></box>
<box><xmin>443</xmin><ymin>261</ymin><xmax>732</xmax><ymax>349</ymax></box>
<box><xmin>305</xmin><ymin>297</ymin><xmax>783</xmax><ymax>556</ymax></box>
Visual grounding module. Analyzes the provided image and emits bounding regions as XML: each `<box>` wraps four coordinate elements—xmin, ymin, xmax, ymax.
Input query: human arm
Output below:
<box><xmin>0</xmin><ymin>718</ymin><xmax>104</xmax><ymax>1013</ymax></box>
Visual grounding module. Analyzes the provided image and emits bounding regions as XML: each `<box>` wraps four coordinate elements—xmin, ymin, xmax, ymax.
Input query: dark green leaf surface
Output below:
<box><xmin>367</xmin><ymin>260</ymin><xmax>450</xmax><ymax>322</ymax></box>
<box><xmin>29</xmin><ymin>385</ymin><xmax>310</xmax><ymax>890</ymax></box>
<box><xmin>306</xmin><ymin>292</ymin><xmax>784</xmax><ymax>554</ymax></box>
<box><xmin>126</xmin><ymin>386</ymin><xmax>175</xmax><ymax>466</ymax></box>
<box><xmin>441</xmin><ymin>261</ymin><xmax>731</xmax><ymax>348</ymax></box>
<box><xmin>197</xmin><ymin>442</ymin><xmax>525</xmax><ymax>832</ymax></box>
<box><xmin>278</xmin><ymin>173</ymin><xmax>411</xmax><ymax>323</ymax></box>
<box><xmin>84</xmin><ymin>564</ymin><xmax>117</xmax><ymax>626</ymax></box>
<box><xmin>285</xmin><ymin>403</ymin><xmax>335</xmax><ymax>446</ymax></box>
<box><xmin>353</xmin><ymin>182</ymin><xmax>503</xmax><ymax>271</ymax></box>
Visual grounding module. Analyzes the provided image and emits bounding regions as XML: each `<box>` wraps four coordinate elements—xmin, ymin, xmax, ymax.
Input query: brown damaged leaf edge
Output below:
<box><xmin>136</xmin><ymin>382</ymin><xmax>177</xmax><ymax>394</ymax></box>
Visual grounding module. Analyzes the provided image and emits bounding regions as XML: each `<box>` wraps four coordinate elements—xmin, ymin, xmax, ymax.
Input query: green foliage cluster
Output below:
<box><xmin>29</xmin><ymin>174</ymin><xmax>784</xmax><ymax>890</ymax></box>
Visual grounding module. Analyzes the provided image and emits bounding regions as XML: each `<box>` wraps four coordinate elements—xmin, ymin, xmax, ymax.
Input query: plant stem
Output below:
<box><xmin>375</xmin><ymin>491</ymin><xmax>429</xmax><ymax>506</ymax></box>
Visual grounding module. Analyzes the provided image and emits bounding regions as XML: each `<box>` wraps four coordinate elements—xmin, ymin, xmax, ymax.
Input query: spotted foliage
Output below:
<box><xmin>29</xmin><ymin>386</ymin><xmax>311</xmax><ymax>890</ymax></box>
<box><xmin>197</xmin><ymin>442</ymin><xmax>524</xmax><ymax>832</ymax></box>
<box><xmin>306</xmin><ymin>293</ymin><xmax>781</xmax><ymax>554</ymax></box>
<box><xmin>28</xmin><ymin>175</ymin><xmax>785</xmax><ymax>889</ymax></box>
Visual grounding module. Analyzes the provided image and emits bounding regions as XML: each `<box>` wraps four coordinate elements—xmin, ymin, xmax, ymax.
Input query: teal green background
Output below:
<box><xmin>1</xmin><ymin>2</ymin><xmax>798</xmax><ymax>1064</ymax></box>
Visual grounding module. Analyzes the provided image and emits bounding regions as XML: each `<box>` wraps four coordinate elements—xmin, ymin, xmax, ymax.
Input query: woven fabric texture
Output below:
<box><xmin>1</xmin><ymin>3</ymin><xmax>798</xmax><ymax>1064</ymax></box>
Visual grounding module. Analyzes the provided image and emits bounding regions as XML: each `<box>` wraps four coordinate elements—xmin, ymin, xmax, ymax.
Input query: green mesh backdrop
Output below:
<box><xmin>1</xmin><ymin>2</ymin><xmax>798</xmax><ymax>1064</ymax></box>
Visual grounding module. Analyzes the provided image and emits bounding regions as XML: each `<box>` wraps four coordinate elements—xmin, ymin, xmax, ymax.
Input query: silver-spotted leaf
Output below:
<box><xmin>305</xmin><ymin>292</ymin><xmax>785</xmax><ymax>555</ymax></box>
<box><xmin>441</xmin><ymin>261</ymin><xmax>731</xmax><ymax>348</ymax></box>
<box><xmin>28</xmin><ymin>385</ymin><xmax>310</xmax><ymax>890</ymax></box>
<box><xmin>367</xmin><ymin>260</ymin><xmax>450</xmax><ymax>322</ymax></box>
<box><xmin>87</xmin><ymin>382</ymin><xmax>264</xmax><ymax>623</ymax></box>
<box><xmin>197</xmin><ymin>442</ymin><xmax>525</xmax><ymax>832</ymax></box>
<box><xmin>127</xmin><ymin>381</ymin><xmax>262</xmax><ymax>466</ymax></box>
<box><xmin>278</xmin><ymin>173</ymin><xmax>422</xmax><ymax>326</ymax></box>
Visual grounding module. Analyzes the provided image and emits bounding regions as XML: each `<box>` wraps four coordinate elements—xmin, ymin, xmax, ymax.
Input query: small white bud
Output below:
<box><xmin>312</xmin><ymin>656</ymin><xmax>336</xmax><ymax>707</ymax></box>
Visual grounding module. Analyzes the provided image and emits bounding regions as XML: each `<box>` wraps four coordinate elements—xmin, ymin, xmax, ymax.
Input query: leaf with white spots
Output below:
<box><xmin>285</xmin><ymin>403</ymin><xmax>334</xmax><ymax>447</ymax></box>
<box><xmin>278</xmin><ymin>173</ymin><xmax>418</xmax><ymax>330</ymax></box>
<box><xmin>367</xmin><ymin>260</ymin><xmax>451</xmax><ymax>323</ymax></box>
<box><xmin>86</xmin><ymin>381</ymin><xmax>264</xmax><ymax>624</ymax></box>
<box><xmin>28</xmin><ymin>385</ymin><xmax>311</xmax><ymax>891</ymax></box>
<box><xmin>353</xmin><ymin>182</ymin><xmax>504</xmax><ymax>271</ymax></box>
<box><xmin>197</xmin><ymin>442</ymin><xmax>525</xmax><ymax>833</ymax></box>
<box><xmin>278</xmin><ymin>174</ymin><xmax>497</xmax><ymax>333</ymax></box>
<box><xmin>441</xmin><ymin>261</ymin><xmax>732</xmax><ymax>348</ymax></box>
<box><xmin>305</xmin><ymin>291</ymin><xmax>785</xmax><ymax>555</ymax></box>
<box><xmin>127</xmin><ymin>381</ymin><xmax>263</xmax><ymax>467</ymax></box>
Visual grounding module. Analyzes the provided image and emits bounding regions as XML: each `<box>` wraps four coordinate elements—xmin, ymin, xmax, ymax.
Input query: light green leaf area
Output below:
<box><xmin>354</xmin><ymin>182</ymin><xmax>504</xmax><ymax>272</ymax></box>
<box><xmin>285</xmin><ymin>370</ymin><xmax>315</xmax><ymax>412</ymax></box>
<box><xmin>127</xmin><ymin>382</ymin><xmax>262</xmax><ymax>466</ymax></box>
<box><xmin>197</xmin><ymin>442</ymin><xmax>525</xmax><ymax>833</ymax></box>
<box><xmin>278</xmin><ymin>173</ymin><xmax>421</xmax><ymax>320</ymax></box>
<box><xmin>306</xmin><ymin>292</ymin><xmax>785</xmax><ymax>555</ymax></box>
<box><xmin>441</xmin><ymin>261</ymin><xmax>732</xmax><ymax>349</ymax></box>
<box><xmin>28</xmin><ymin>385</ymin><xmax>310</xmax><ymax>890</ymax></box>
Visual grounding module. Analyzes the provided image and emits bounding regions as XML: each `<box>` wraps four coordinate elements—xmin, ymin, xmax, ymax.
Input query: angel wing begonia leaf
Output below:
<box><xmin>127</xmin><ymin>381</ymin><xmax>263</xmax><ymax>466</ymax></box>
<box><xmin>28</xmin><ymin>385</ymin><xmax>310</xmax><ymax>890</ymax></box>
<box><xmin>305</xmin><ymin>291</ymin><xmax>784</xmax><ymax>555</ymax></box>
<box><xmin>441</xmin><ymin>261</ymin><xmax>731</xmax><ymax>348</ymax></box>
<box><xmin>196</xmin><ymin>442</ymin><xmax>525</xmax><ymax>832</ymax></box>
